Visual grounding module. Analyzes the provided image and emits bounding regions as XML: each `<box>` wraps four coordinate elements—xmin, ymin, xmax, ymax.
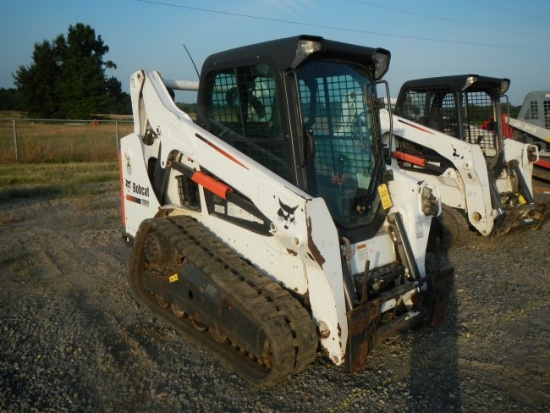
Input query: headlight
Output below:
<box><xmin>296</xmin><ymin>39</ymin><xmax>322</xmax><ymax>57</ymax></box>
<box><xmin>499</xmin><ymin>79</ymin><xmax>510</xmax><ymax>95</ymax></box>
<box><xmin>372</xmin><ymin>49</ymin><xmax>390</xmax><ymax>80</ymax></box>
<box><xmin>421</xmin><ymin>185</ymin><xmax>441</xmax><ymax>217</ymax></box>
<box><xmin>290</xmin><ymin>39</ymin><xmax>322</xmax><ymax>68</ymax></box>
<box><xmin>462</xmin><ymin>75</ymin><xmax>479</xmax><ymax>91</ymax></box>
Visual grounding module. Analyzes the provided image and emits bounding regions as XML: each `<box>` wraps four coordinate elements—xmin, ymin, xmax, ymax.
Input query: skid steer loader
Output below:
<box><xmin>383</xmin><ymin>75</ymin><xmax>546</xmax><ymax>246</ymax></box>
<box><xmin>503</xmin><ymin>90</ymin><xmax>550</xmax><ymax>181</ymax></box>
<box><xmin>119</xmin><ymin>35</ymin><xmax>453</xmax><ymax>387</ymax></box>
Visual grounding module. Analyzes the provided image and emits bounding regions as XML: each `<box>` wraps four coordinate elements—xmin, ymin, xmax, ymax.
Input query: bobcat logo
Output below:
<box><xmin>451</xmin><ymin>145</ymin><xmax>464</xmax><ymax>160</ymax></box>
<box><xmin>277</xmin><ymin>199</ymin><xmax>298</xmax><ymax>230</ymax></box>
<box><xmin>124</xmin><ymin>150</ymin><xmax>132</xmax><ymax>175</ymax></box>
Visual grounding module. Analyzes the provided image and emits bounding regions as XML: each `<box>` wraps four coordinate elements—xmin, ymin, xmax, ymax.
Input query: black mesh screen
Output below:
<box><xmin>205</xmin><ymin>64</ymin><xmax>289</xmax><ymax>180</ymax></box>
<box><xmin>461</xmin><ymin>91</ymin><xmax>496</xmax><ymax>152</ymax></box>
<box><xmin>297</xmin><ymin>61</ymin><xmax>377</xmax><ymax>227</ymax></box>
<box><xmin>544</xmin><ymin>100</ymin><xmax>550</xmax><ymax>129</ymax></box>
<box><xmin>399</xmin><ymin>87</ymin><xmax>497</xmax><ymax>153</ymax></box>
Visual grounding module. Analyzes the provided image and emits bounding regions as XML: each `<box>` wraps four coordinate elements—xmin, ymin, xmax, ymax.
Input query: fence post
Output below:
<box><xmin>12</xmin><ymin>119</ymin><xmax>19</xmax><ymax>163</ymax></box>
<box><xmin>115</xmin><ymin>121</ymin><xmax>119</xmax><ymax>154</ymax></box>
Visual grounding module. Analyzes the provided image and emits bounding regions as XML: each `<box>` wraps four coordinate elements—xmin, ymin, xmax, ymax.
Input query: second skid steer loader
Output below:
<box><xmin>503</xmin><ymin>90</ymin><xmax>550</xmax><ymax>180</ymax></box>
<box><xmin>387</xmin><ymin>75</ymin><xmax>546</xmax><ymax>246</ymax></box>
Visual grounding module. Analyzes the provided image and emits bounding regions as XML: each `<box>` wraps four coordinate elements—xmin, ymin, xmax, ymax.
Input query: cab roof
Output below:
<box><xmin>399</xmin><ymin>74</ymin><xmax>510</xmax><ymax>95</ymax></box>
<box><xmin>201</xmin><ymin>35</ymin><xmax>390</xmax><ymax>76</ymax></box>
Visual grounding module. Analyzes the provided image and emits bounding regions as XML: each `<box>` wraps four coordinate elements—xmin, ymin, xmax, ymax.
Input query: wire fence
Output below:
<box><xmin>0</xmin><ymin>118</ymin><xmax>133</xmax><ymax>164</ymax></box>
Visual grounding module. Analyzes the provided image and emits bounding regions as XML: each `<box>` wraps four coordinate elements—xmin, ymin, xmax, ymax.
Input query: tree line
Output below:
<box><xmin>3</xmin><ymin>23</ymin><xmax>130</xmax><ymax>119</ymax></box>
<box><xmin>2</xmin><ymin>22</ymin><xmax>198</xmax><ymax>119</ymax></box>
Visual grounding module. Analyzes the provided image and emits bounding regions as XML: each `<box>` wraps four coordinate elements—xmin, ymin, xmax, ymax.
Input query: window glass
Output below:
<box><xmin>205</xmin><ymin>64</ymin><xmax>288</xmax><ymax>179</ymax></box>
<box><xmin>297</xmin><ymin>60</ymin><xmax>379</xmax><ymax>227</ymax></box>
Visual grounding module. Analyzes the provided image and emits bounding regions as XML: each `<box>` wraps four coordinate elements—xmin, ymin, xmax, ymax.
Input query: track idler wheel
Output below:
<box><xmin>143</xmin><ymin>231</ymin><xmax>180</xmax><ymax>272</ymax></box>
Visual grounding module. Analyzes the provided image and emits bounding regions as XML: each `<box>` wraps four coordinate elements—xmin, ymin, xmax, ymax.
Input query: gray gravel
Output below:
<box><xmin>1</xmin><ymin>184</ymin><xmax>549</xmax><ymax>412</ymax></box>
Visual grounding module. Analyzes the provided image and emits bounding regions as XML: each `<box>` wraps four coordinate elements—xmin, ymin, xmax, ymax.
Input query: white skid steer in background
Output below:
<box><xmin>503</xmin><ymin>90</ymin><xmax>550</xmax><ymax>181</ymax></box>
<box><xmin>383</xmin><ymin>75</ymin><xmax>547</xmax><ymax>246</ymax></box>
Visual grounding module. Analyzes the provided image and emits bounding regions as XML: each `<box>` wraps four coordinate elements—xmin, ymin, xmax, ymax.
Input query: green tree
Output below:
<box><xmin>14</xmin><ymin>39</ymin><xmax>61</xmax><ymax>117</ymax></box>
<box><xmin>0</xmin><ymin>88</ymin><xmax>20</xmax><ymax>110</ymax></box>
<box><xmin>14</xmin><ymin>23</ymin><xmax>126</xmax><ymax>118</ymax></box>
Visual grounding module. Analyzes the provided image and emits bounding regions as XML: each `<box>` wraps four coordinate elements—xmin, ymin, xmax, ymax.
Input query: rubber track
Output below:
<box><xmin>129</xmin><ymin>215</ymin><xmax>318</xmax><ymax>387</ymax></box>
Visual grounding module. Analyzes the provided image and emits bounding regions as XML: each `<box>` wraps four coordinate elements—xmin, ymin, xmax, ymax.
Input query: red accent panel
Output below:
<box><xmin>501</xmin><ymin>114</ymin><xmax>514</xmax><ymax>139</ymax></box>
<box><xmin>535</xmin><ymin>158</ymin><xmax>550</xmax><ymax>170</ymax></box>
<box><xmin>118</xmin><ymin>150</ymin><xmax>126</xmax><ymax>227</ymax></box>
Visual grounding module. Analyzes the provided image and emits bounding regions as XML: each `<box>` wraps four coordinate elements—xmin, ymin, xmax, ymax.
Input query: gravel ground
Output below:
<box><xmin>1</xmin><ymin>181</ymin><xmax>549</xmax><ymax>413</ymax></box>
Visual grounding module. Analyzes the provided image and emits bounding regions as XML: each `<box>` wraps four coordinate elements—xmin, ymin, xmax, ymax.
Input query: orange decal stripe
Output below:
<box><xmin>195</xmin><ymin>133</ymin><xmax>249</xmax><ymax>169</ymax></box>
<box><xmin>398</xmin><ymin>119</ymin><xmax>435</xmax><ymax>134</ymax></box>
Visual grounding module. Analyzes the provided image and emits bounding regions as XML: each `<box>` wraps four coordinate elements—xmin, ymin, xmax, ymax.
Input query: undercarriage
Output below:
<box><xmin>128</xmin><ymin>215</ymin><xmax>318</xmax><ymax>387</ymax></box>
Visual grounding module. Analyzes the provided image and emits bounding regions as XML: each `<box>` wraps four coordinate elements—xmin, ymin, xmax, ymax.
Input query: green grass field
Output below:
<box><xmin>0</xmin><ymin>162</ymin><xmax>120</xmax><ymax>201</ymax></box>
<box><xmin>0</xmin><ymin>112</ymin><xmax>128</xmax><ymax>201</ymax></box>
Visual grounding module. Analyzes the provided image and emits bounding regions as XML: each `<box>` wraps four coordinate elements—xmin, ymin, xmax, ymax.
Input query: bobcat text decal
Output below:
<box><xmin>125</xmin><ymin>180</ymin><xmax>150</xmax><ymax>207</ymax></box>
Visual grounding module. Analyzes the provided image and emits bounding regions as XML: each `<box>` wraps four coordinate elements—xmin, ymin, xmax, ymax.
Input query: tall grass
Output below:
<box><xmin>0</xmin><ymin>114</ymin><xmax>129</xmax><ymax>201</ymax></box>
<box><xmin>0</xmin><ymin>118</ymin><xmax>132</xmax><ymax>163</ymax></box>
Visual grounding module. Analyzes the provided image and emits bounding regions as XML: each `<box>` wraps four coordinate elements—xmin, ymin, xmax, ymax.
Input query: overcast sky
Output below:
<box><xmin>1</xmin><ymin>0</ymin><xmax>549</xmax><ymax>105</ymax></box>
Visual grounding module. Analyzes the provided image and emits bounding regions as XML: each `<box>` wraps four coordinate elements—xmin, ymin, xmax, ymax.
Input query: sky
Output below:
<box><xmin>1</xmin><ymin>0</ymin><xmax>549</xmax><ymax>106</ymax></box>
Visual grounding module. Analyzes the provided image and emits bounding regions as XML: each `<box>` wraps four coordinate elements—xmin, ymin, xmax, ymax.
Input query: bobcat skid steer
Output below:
<box><xmin>383</xmin><ymin>75</ymin><xmax>546</xmax><ymax>246</ymax></box>
<box><xmin>119</xmin><ymin>35</ymin><xmax>453</xmax><ymax>387</ymax></box>
<box><xmin>503</xmin><ymin>90</ymin><xmax>550</xmax><ymax>181</ymax></box>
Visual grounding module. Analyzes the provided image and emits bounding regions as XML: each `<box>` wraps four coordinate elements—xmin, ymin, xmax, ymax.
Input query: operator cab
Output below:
<box><xmin>196</xmin><ymin>35</ymin><xmax>391</xmax><ymax>234</ymax></box>
<box><xmin>395</xmin><ymin>74</ymin><xmax>510</xmax><ymax>171</ymax></box>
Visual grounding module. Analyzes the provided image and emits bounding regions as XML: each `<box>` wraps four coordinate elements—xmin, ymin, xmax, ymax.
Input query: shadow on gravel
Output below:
<box><xmin>407</xmin><ymin>271</ymin><xmax>461</xmax><ymax>410</ymax></box>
